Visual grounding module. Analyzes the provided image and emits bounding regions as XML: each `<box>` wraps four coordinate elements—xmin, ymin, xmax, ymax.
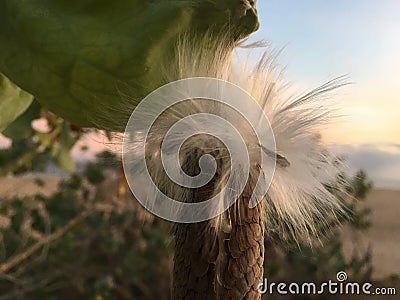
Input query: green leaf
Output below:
<box><xmin>0</xmin><ymin>0</ymin><xmax>259</xmax><ymax>131</ymax></box>
<box><xmin>60</xmin><ymin>122</ymin><xmax>80</xmax><ymax>150</ymax></box>
<box><xmin>56</xmin><ymin>148</ymin><xmax>75</xmax><ymax>172</ymax></box>
<box><xmin>2</xmin><ymin>99</ymin><xmax>41</xmax><ymax>140</ymax></box>
<box><xmin>36</xmin><ymin>131</ymin><xmax>53</xmax><ymax>146</ymax></box>
<box><xmin>53</xmin><ymin>145</ymin><xmax>76</xmax><ymax>172</ymax></box>
<box><xmin>49</xmin><ymin>123</ymin><xmax>80</xmax><ymax>172</ymax></box>
<box><xmin>0</xmin><ymin>73</ymin><xmax>33</xmax><ymax>132</ymax></box>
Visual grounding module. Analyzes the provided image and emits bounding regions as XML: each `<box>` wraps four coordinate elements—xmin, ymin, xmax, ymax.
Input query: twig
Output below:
<box><xmin>0</xmin><ymin>149</ymin><xmax>37</xmax><ymax>177</ymax></box>
<box><xmin>0</xmin><ymin>210</ymin><xmax>91</xmax><ymax>273</ymax></box>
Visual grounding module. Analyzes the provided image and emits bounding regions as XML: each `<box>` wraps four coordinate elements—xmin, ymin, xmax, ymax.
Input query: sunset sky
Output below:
<box><xmin>248</xmin><ymin>1</ymin><xmax>400</xmax><ymax>187</ymax></box>
<box><xmin>252</xmin><ymin>0</ymin><xmax>400</xmax><ymax>146</ymax></box>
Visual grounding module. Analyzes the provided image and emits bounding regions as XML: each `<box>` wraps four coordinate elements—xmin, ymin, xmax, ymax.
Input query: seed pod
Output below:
<box><xmin>0</xmin><ymin>0</ymin><xmax>259</xmax><ymax>131</ymax></box>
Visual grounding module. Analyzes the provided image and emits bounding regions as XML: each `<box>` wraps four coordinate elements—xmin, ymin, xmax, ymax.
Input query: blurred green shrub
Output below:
<box><xmin>0</xmin><ymin>151</ymin><xmax>173</xmax><ymax>300</ymax></box>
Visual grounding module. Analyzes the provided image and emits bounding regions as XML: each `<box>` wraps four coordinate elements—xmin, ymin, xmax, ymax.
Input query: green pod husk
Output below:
<box><xmin>0</xmin><ymin>0</ymin><xmax>259</xmax><ymax>131</ymax></box>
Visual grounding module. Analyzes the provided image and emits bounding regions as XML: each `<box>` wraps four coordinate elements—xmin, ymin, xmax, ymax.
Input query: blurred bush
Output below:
<box><xmin>0</xmin><ymin>151</ymin><xmax>173</xmax><ymax>300</ymax></box>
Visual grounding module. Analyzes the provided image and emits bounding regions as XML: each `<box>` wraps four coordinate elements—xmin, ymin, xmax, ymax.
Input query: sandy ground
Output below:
<box><xmin>1</xmin><ymin>176</ymin><xmax>399</xmax><ymax>280</ymax></box>
<box><xmin>0</xmin><ymin>174</ymin><xmax>63</xmax><ymax>198</ymax></box>
<box><xmin>341</xmin><ymin>188</ymin><xmax>400</xmax><ymax>279</ymax></box>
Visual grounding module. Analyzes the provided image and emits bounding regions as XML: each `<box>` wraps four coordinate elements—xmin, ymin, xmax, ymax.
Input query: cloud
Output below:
<box><xmin>331</xmin><ymin>143</ymin><xmax>400</xmax><ymax>189</ymax></box>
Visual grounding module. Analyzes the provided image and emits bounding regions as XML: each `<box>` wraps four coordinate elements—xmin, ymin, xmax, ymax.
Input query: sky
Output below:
<box><xmin>247</xmin><ymin>0</ymin><xmax>400</xmax><ymax>188</ymax></box>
